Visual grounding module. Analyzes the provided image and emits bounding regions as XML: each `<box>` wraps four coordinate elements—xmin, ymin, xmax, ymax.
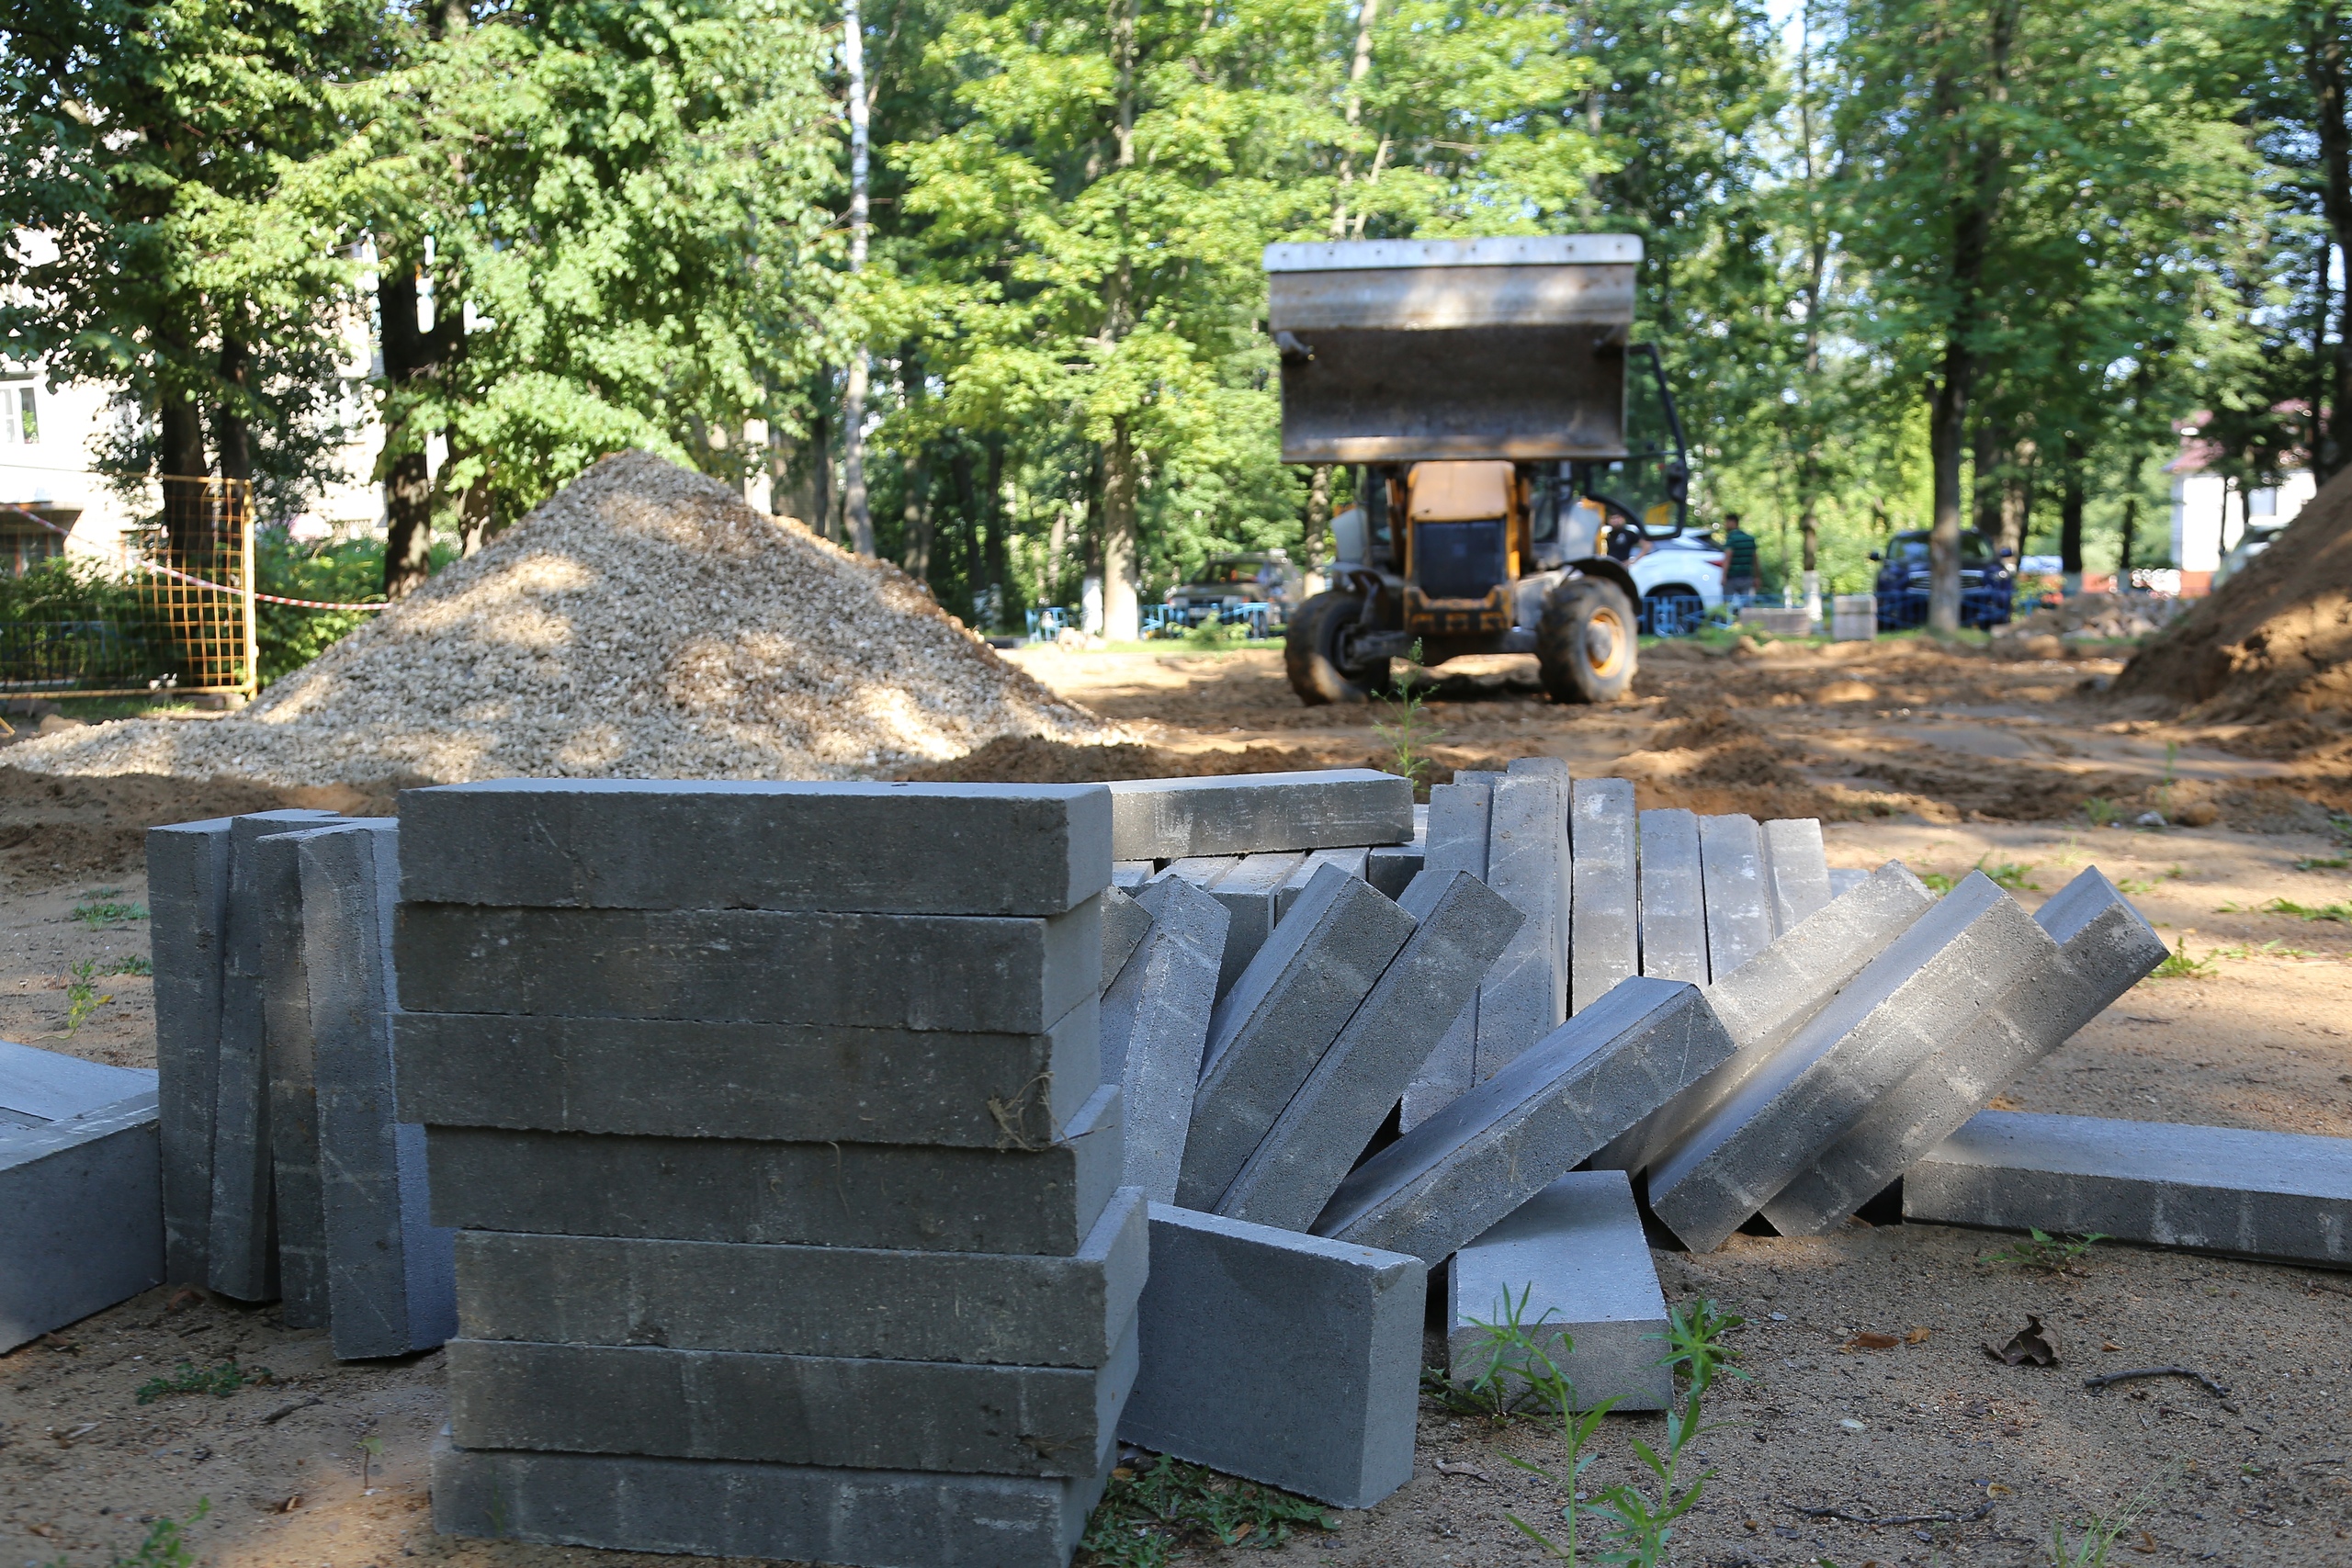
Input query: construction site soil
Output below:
<box><xmin>3</xmin><ymin>633</ymin><xmax>2348</xmax><ymax>1568</ymax></box>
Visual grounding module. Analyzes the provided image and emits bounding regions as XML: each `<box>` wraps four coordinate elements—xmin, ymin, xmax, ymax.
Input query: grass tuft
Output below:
<box><xmin>134</xmin><ymin>1359</ymin><xmax>271</xmax><ymax>1404</ymax></box>
<box><xmin>1080</xmin><ymin>1453</ymin><xmax>1332</xmax><ymax>1566</ymax></box>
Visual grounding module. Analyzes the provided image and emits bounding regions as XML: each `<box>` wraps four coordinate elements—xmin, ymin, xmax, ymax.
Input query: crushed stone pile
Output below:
<box><xmin>1993</xmin><ymin>592</ymin><xmax>2185</xmax><ymax>643</ymax></box>
<box><xmin>11</xmin><ymin>451</ymin><xmax>1107</xmax><ymax>786</ymax></box>
<box><xmin>2112</xmin><ymin>468</ymin><xmax>2352</xmax><ymax>722</ymax></box>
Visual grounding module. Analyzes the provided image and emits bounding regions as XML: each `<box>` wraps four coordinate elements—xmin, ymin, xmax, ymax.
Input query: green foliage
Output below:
<box><xmin>2256</xmin><ymin>896</ymin><xmax>2352</xmax><ymax>923</ymax></box>
<box><xmin>72</xmin><ymin>900</ymin><xmax>147</xmax><ymax>929</ymax></box>
<box><xmin>1080</xmin><ymin>1452</ymin><xmax>1333</xmax><ymax>1565</ymax></box>
<box><xmin>58</xmin><ymin>1499</ymin><xmax>210</xmax><ymax>1568</ymax></box>
<box><xmin>63</xmin><ymin>960</ymin><xmax>112</xmax><ymax>1033</ymax></box>
<box><xmin>2084</xmin><ymin>798</ymin><xmax>2126</xmax><ymax>829</ymax></box>
<box><xmin>134</xmin><ymin>1359</ymin><xmax>270</xmax><ymax>1404</ymax></box>
<box><xmin>1372</xmin><ymin>642</ymin><xmax>1441</xmax><ymax>795</ymax></box>
<box><xmin>1652</xmin><ymin>1298</ymin><xmax>1748</xmax><ymax>1398</ymax></box>
<box><xmin>253</xmin><ymin>526</ymin><xmax>384</xmax><ymax>686</ymax></box>
<box><xmin>0</xmin><ymin>558</ymin><xmax>151</xmax><ymax>628</ymax></box>
<box><xmin>1982</xmin><ymin>1227</ymin><xmax>2109</xmax><ymax>1274</ymax></box>
<box><xmin>1430</xmin><ymin>1281</ymin><xmax>1578</xmax><ymax>1423</ymax></box>
<box><xmin>103</xmin><ymin>954</ymin><xmax>155</xmax><ymax>977</ymax></box>
<box><xmin>2144</xmin><ymin>938</ymin><xmax>2215</xmax><ymax>981</ymax></box>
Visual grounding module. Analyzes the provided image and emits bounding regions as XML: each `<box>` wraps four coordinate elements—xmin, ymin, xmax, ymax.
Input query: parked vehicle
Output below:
<box><xmin>1871</xmin><ymin>529</ymin><xmax>2016</xmax><ymax>629</ymax></box>
<box><xmin>1624</xmin><ymin>526</ymin><xmax>1726</xmax><ymax>635</ymax></box>
<box><xmin>2213</xmin><ymin>521</ymin><xmax>2286</xmax><ymax>588</ymax></box>
<box><xmin>1164</xmin><ymin>552</ymin><xmax>1303</xmax><ymax>633</ymax></box>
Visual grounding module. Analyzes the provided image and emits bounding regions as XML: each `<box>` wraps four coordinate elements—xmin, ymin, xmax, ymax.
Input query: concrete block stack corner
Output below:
<box><xmin>400</xmin><ymin>780</ymin><xmax>1137</xmax><ymax>1568</ymax></box>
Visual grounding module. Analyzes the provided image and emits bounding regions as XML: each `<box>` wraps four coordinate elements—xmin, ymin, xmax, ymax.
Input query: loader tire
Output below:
<box><xmin>1537</xmin><ymin>578</ymin><xmax>1637</xmax><ymax>704</ymax></box>
<box><xmin>1285</xmin><ymin>591</ymin><xmax>1390</xmax><ymax>705</ymax></box>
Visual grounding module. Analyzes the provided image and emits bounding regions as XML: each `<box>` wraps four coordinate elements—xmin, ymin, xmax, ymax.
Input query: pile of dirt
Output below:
<box><xmin>0</xmin><ymin>767</ymin><xmax>377</xmax><ymax>884</ymax></box>
<box><xmin>7</xmin><ymin>452</ymin><xmax>1105</xmax><ymax>786</ymax></box>
<box><xmin>1993</xmin><ymin>591</ymin><xmax>2184</xmax><ymax>643</ymax></box>
<box><xmin>2111</xmin><ymin>470</ymin><xmax>2352</xmax><ymax>721</ymax></box>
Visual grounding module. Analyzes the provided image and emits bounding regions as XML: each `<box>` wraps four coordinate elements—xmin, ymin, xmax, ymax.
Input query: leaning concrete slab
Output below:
<box><xmin>1101</xmin><ymin>879</ymin><xmax>1227</xmax><ymax>1203</ymax></box>
<box><xmin>1474</xmin><ymin>774</ymin><xmax>1567</xmax><ymax>1081</ymax></box>
<box><xmin>1217</xmin><ymin>871</ymin><xmax>1521</xmax><ymax>1232</ymax></box>
<box><xmin>1759</xmin><ymin>818</ymin><xmax>1831</xmax><ymax>937</ymax></box>
<box><xmin>425</xmin><ymin>1084</ymin><xmax>1123</xmax><ymax>1256</ymax></box>
<box><xmin>397</xmin><ymin>780</ymin><xmax>1112</xmax><ymax>917</ymax></box>
<box><xmin>1448</xmin><ymin>1169</ymin><xmax>1669</xmax><ymax>1412</ymax></box>
<box><xmin>1636</xmin><ymin>809</ymin><xmax>1707</xmax><ymax>987</ymax></box>
<box><xmin>1275</xmin><ymin>847</ymin><xmax>1371</xmax><ymax>920</ymax></box>
<box><xmin>210</xmin><ymin>808</ymin><xmax>345</xmax><ymax>1301</ymax></box>
<box><xmin>298</xmin><ymin>820</ymin><xmax>457</xmax><ymax>1360</ymax></box>
<box><xmin>1113</xmin><ymin>861</ymin><xmax>1155</xmax><ymax>891</ymax></box>
<box><xmin>1403</xmin><ymin>781</ymin><xmax>1491</xmax><ymax>1130</ymax></box>
<box><xmin>1</xmin><ymin>1088</ymin><xmax>162</xmax><ymax>1352</ymax></box>
<box><xmin>1176</xmin><ymin>866</ymin><xmax>1415</xmax><ymax>1210</ymax></box>
<box><xmin>1106</xmin><ymin>771</ymin><xmax>1413</xmax><ymax>861</ymax></box>
<box><xmin>256</xmin><ymin>832</ymin><xmax>330</xmax><ymax>1329</ymax></box>
<box><xmin>395</xmin><ymin>899</ymin><xmax>1102</xmax><ymax>1034</ymax></box>
<box><xmin>1570</xmin><ymin>780</ymin><xmax>1638</xmax><ymax>1015</ymax></box>
<box><xmin>449</xmin><ymin>1322</ymin><xmax>1138</xmax><ymax>1477</ymax></box>
<box><xmin>1905</xmin><ymin>1111</ymin><xmax>2352</xmax><ymax>1269</ymax></box>
<box><xmin>1764</xmin><ymin>867</ymin><xmax>2167</xmax><ymax>1235</ymax></box>
<box><xmin>147</xmin><ymin>817</ymin><xmax>232</xmax><ymax>1286</ymax></box>
<box><xmin>1315</xmin><ymin>977</ymin><xmax>1735</xmax><ymax>1265</ymax></box>
<box><xmin>1120</xmin><ymin>1204</ymin><xmax>1422</xmax><ymax>1509</ymax></box>
<box><xmin>1697</xmin><ymin>813</ymin><xmax>1773</xmax><ymax>983</ymax></box>
<box><xmin>1647</xmin><ymin>873</ymin><xmax>2053</xmax><ymax>1253</ymax></box>
<box><xmin>433</xmin><ymin>1431</ymin><xmax>1110</xmax><ymax>1568</ymax></box>
<box><xmin>1101</xmin><ymin>886</ymin><xmax>1152</xmax><ymax>993</ymax></box>
<box><xmin>1593</xmin><ymin>863</ymin><xmax>1936</xmax><ymax>1179</ymax></box>
<box><xmin>397</xmin><ymin>1001</ymin><xmax>1101</xmax><ymax>1150</ymax></box>
<box><xmin>458</xmin><ymin>1188</ymin><xmax>1148</xmax><ymax>1368</ymax></box>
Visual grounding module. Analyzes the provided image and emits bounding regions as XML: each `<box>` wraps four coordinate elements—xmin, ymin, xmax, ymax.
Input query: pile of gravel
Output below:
<box><xmin>12</xmin><ymin>451</ymin><xmax>1106</xmax><ymax>786</ymax></box>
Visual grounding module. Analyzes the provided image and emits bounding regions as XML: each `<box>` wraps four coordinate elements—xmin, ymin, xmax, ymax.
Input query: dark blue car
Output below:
<box><xmin>1871</xmin><ymin>529</ymin><xmax>2015</xmax><ymax>630</ymax></box>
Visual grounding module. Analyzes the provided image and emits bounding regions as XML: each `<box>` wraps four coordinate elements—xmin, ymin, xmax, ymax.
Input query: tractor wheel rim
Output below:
<box><xmin>1585</xmin><ymin>610</ymin><xmax>1628</xmax><ymax>676</ymax></box>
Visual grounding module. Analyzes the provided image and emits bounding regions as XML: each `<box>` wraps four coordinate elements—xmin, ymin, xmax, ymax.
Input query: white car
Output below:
<box><xmin>1625</xmin><ymin>532</ymin><xmax>1726</xmax><ymax>628</ymax></box>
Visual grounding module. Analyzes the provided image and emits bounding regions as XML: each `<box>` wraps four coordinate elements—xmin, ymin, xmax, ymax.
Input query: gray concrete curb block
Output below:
<box><xmin>1316</xmin><ymin>976</ymin><xmax>1735</xmax><ymax>1266</ymax></box>
<box><xmin>1119</xmin><ymin>1203</ymin><xmax>1422</xmax><ymax>1509</ymax></box>
<box><xmin>454</xmin><ymin>1188</ymin><xmax>1149</xmax><ymax>1368</ymax></box>
<box><xmin>397</xmin><ymin>780</ymin><xmax>1114</xmax><ymax>916</ymax></box>
<box><xmin>1</xmin><ymin>1076</ymin><xmax>162</xmax><ymax>1353</ymax></box>
<box><xmin>431</xmin><ymin>1429</ymin><xmax>1110</xmax><ymax>1568</ymax></box>
<box><xmin>146</xmin><ymin>817</ymin><xmax>232</xmax><ymax>1288</ymax></box>
<box><xmin>1105</xmin><ymin>771</ymin><xmax>1413</xmax><ymax>860</ymax></box>
<box><xmin>447</xmin><ymin>1320</ymin><xmax>1139</xmax><ymax>1477</ymax></box>
<box><xmin>424</xmin><ymin>1084</ymin><xmax>1124</xmax><ymax>1256</ymax></box>
<box><xmin>1904</xmin><ymin>1111</ymin><xmax>2352</xmax><ymax>1269</ymax></box>
<box><xmin>1102</xmin><ymin>879</ymin><xmax>1227</xmax><ymax>1204</ymax></box>
<box><xmin>1448</xmin><ymin>1169</ymin><xmax>1670</xmax><ymax>1413</ymax></box>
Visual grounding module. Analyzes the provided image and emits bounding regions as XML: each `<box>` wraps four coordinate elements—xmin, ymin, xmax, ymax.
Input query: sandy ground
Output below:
<box><xmin>3</xmin><ymin>637</ymin><xmax>2348</xmax><ymax>1568</ymax></box>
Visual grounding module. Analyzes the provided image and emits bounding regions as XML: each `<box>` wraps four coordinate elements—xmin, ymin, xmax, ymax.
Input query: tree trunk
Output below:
<box><xmin>1972</xmin><ymin>419</ymin><xmax>2005</xmax><ymax>542</ymax></box>
<box><xmin>1101</xmin><ymin>419</ymin><xmax>1140</xmax><ymax>640</ymax></box>
<box><xmin>808</xmin><ymin>403</ymin><xmax>834</xmax><ymax>541</ymax></box>
<box><xmin>1926</xmin><ymin>1</ymin><xmax>2015</xmax><ymax>634</ymax></box>
<box><xmin>1329</xmin><ymin>0</ymin><xmax>1381</xmax><ymax>236</ymax></box>
<box><xmin>2312</xmin><ymin>3</ymin><xmax>2351</xmax><ymax>481</ymax></box>
<box><xmin>900</xmin><ymin>357</ymin><xmax>932</xmax><ymax>581</ymax></box>
<box><xmin>841</xmin><ymin>0</ymin><xmax>876</xmax><ymax>554</ymax></box>
<box><xmin>2119</xmin><ymin>495</ymin><xmax>2139</xmax><ymax>581</ymax></box>
<box><xmin>378</xmin><ymin>251</ymin><xmax>435</xmax><ymax>599</ymax></box>
<box><xmin>214</xmin><ymin>336</ymin><xmax>252</xmax><ymax>487</ymax></box>
<box><xmin>157</xmin><ymin>370</ymin><xmax>210</xmax><ymax>559</ymax></box>
<box><xmin>2058</xmin><ymin>459</ymin><xmax>2085</xmax><ymax>578</ymax></box>
<box><xmin>448</xmin><ymin>432</ymin><xmax>494</xmax><ymax>556</ymax></box>
<box><xmin>983</xmin><ymin>437</ymin><xmax>1010</xmax><ymax>626</ymax></box>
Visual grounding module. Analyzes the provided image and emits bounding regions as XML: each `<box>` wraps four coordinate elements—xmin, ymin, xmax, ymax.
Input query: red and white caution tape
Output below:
<box><xmin>4</xmin><ymin>500</ymin><xmax>389</xmax><ymax>611</ymax></box>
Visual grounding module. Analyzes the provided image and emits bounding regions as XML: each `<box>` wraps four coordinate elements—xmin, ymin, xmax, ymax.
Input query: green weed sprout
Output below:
<box><xmin>1372</xmin><ymin>639</ymin><xmax>1442</xmax><ymax>793</ymax></box>
<box><xmin>1982</xmin><ymin>1228</ymin><xmax>2108</xmax><ymax>1274</ymax></box>
<box><xmin>64</xmin><ymin>960</ymin><xmax>112</xmax><ymax>1033</ymax></box>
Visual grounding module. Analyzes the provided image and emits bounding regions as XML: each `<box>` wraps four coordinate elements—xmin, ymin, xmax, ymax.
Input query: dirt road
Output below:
<box><xmin>3</xmin><ymin>637</ymin><xmax>2347</xmax><ymax>1568</ymax></box>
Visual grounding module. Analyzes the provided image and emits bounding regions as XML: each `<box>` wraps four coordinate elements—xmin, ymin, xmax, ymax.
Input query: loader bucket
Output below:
<box><xmin>1265</xmin><ymin>237</ymin><xmax>1639</xmax><ymax>465</ymax></box>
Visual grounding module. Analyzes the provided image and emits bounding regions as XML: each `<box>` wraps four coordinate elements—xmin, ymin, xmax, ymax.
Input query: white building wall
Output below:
<box><xmin>2169</xmin><ymin>468</ymin><xmax>2315</xmax><ymax>581</ymax></box>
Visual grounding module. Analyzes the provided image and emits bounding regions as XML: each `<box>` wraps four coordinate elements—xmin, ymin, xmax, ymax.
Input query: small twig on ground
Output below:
<box><xmin>1434</xmin><ymin>1460</ymin><xmax>1496</xmax><ymax>1483</ymax></box>
<box><xmin>2304</xmin><ymin>1278</ymin><xmax>2352</xmax><ymax>1301</ymax></box>
<box><xmin>262</xmin><ymin>1394</ymin><xmax>322</xmax><ymax>1424</ymax></box>
<box><xmin>1782</xmin><ymin>1499</ymin><xmax>1996</xmax><ymax>1527</ymax></box>
<box><xmin>2083</xmin><ymin>1366</ymin><xmax>2230</xmax><ymax>1398</ymax></box>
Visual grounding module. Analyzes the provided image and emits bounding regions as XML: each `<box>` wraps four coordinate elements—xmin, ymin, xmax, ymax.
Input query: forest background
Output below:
<box><xmin>0</xmin><ymin>0</ymin><xmax>2343</xmax><ymax>642</ymax></box>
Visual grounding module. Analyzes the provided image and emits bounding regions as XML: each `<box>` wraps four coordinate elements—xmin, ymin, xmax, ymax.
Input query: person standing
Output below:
<box><xmin>1723</xmin><ymin>513</ymin><xmax>1759</xmax><ymax>603</ymax></box>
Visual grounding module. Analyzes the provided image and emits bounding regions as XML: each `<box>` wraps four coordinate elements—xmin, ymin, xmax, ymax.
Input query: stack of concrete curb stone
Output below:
<box><xmin>394</xmin><ymin>781</ymin><xmax>1132</xmax><ymax>1568</ymax></box>
<box><xmin>74</xmin><ymin>761</ymin><xmax>2343</xmax><ymax>1568</ymax></box>
<box><xmin>146</xmin><ymin>810</ymin><xmax>453</xmax><ymax>1359</ymax></box>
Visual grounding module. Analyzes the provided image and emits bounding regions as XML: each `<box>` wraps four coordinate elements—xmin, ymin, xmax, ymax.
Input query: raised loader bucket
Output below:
<box><xmin>1265</xmin><ymin>236</ymin><xmax>1638</xmax><ymax>465</ymax></box>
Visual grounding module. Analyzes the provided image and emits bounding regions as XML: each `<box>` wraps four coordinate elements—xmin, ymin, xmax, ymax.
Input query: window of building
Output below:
<box><xmin>1</xmin><ymin>385</ymin><xmax>36</xmax><ymax>445</ymax></box>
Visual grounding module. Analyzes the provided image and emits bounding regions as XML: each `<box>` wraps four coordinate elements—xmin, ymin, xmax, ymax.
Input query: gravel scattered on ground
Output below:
<box><xmin>7</xmin><ymin>450</ymin><xmax>1106</xmax><ymax>786</ymax></box>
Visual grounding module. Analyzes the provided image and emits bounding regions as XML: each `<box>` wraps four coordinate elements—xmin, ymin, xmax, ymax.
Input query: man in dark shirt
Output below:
<box><xmin>1724</xmin><ymin>513</ymin><xmax>1759</xmax><ymax>601</ymax></box>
